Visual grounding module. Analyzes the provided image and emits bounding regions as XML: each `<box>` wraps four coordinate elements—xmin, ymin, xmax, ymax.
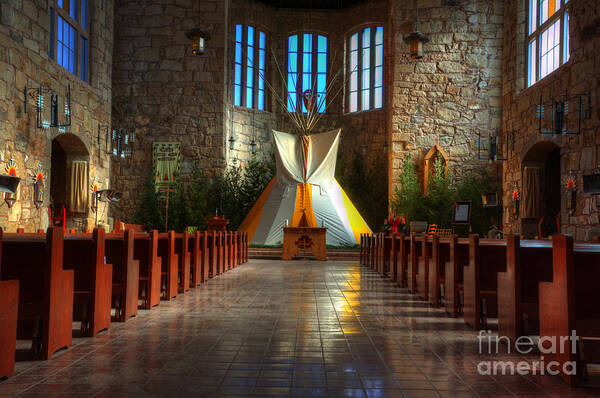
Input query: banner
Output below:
<box><xmin>153</xmin><ymin>142</ymin><xmax>181</xmax><ymax>191</ymax></box>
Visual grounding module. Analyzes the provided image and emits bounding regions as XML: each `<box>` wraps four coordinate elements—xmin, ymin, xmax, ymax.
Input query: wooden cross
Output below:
<box><xmin>159</xmin><ymin>182</ymin><xmax>176</xmax><ymax>232</ymax></box>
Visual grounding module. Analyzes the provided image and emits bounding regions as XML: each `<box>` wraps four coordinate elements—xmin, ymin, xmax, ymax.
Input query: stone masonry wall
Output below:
<box><xmin>0</xmin><ymin>0</ymin><xmax>114</xmax><ymax>232</ymax></box>
<box><xmin>110</xmin><ymin>0</ymin><xmax>229</xmax><ymax>220</ymax></box>
<box><xmin>389</xmin><ymin>0</ymin><xmax>504</xmax><ymax>200</ymax></box>
<box><xmin>502</xmin><ymin>0</ymin><xmax>600</xmax><ymax>239</ymax></box>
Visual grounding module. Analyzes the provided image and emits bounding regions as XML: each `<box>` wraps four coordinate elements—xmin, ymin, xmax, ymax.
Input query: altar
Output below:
<box><xmin>282</xmin><ymin>227</ymin><xmax>327</xmax><ymax>261</ymax></box>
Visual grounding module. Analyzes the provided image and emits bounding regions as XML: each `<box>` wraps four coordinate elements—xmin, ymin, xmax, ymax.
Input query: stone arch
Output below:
<box><xmin>50</xmin><ymin>133</ymin><xmax>90</xmax><ymax>231</ymax></box>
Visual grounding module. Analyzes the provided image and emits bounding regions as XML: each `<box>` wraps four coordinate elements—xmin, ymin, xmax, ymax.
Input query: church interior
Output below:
<box><xmin>1</xmin><ymin>0</ymin><xmax>600</xmax><ymax>396</ymax></box>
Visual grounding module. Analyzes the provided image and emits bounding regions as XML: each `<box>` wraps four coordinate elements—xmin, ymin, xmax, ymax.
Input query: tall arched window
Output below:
<box><xmin>234</xmin><ymin>24</ymin><xmax>267</xmax><ymax>110</ymax></box>
<box><xmin>527</xmin><ymin>0</ymin><xmax>570</xmax><ymax>87</ymax></box>
<box><xmin>287</xmin><ymin>33</ymin><xmax>328</xmax><ymax>113</ymax></box>
<box><xmin>348</xmin><ymin>25</ymin><xmax>383</xmax><ymax>113</ymax></box>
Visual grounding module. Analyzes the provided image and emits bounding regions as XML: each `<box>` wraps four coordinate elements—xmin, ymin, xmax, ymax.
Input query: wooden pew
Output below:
<box><xmin>189</xmin><ymin>231</ymin><xmax>202</xmax><ymax>287</ymax></box>
<box><xmin>359</xmin><ymin>234</ymin><xmax>365</xmax><ymax>266</ymax></box>
<box><xmin>539</xmin><ymin>234</ymin><xmax>600</xmax><ymax>386</ymax></box>
<box><xmin>407</xmin><ymin>233</ymin><xmax>422</xmax><ymax>293</ymax></box>
<box><xmin>463</xmin><ymin>235</ymin><xmax>505</xmax><ymax>329</ymax></box>
<box><xmin>232</xmin><ymin>231</ymin><xmax>238</xmax><ymax>268</ymax></box>
<box><xmin>63</xmin><ymin>229</ymin><xmax>113</xmax><ymax>337</ymax></box>
<box><xmin>388</xmin><ymin>236</ymin><xmax>396</xmax><ymax>282</ymax></box>
<box><xmin>416</xmin><ymin>236</ymin><xmax>431</xmax><ymax>300</ymax></box>
<box><xmin>134</xmin><ymin>230</ymin><xmax>161</xmax><ymax>309</ymax></box>
<box><xmin>0</xmin><ymin>228</ymin><xmax>19</xmax><ymax>379</ymax></box>
<box><xmin>497</xmin><ymin>235</ymin><xmax>553</xmax><ymax>342</ymax></box>
<box><xmin>105</xmin><ymin>229</ymin><xmax>139</xmax><ymax>322</ymax></box>
<box><xmin>429</xmin><ymin>235</ymin><xmax>450</xmax><ymax>308</ymax></box>
<box><xmin>245</xmin><ymin>231</ymin><xmax>249</xmax><ymax>263</ymax></box>
<box><xmin>395</xmin><ymin>234</ymin><xmax>408</xmax><ymax>288</ymax></box>
<box><xmin>369</xmin><ymin>235</ymin><xmax>376</xmax><ymax>270</ymax></box>
<box><xmin>176</xmin><ymin>231</ymin><xmax>191</xmax><ymax>294</ymax></box>
<box><xmin>158</xmin><ymin>231</ymin><xmax>178</xmax><ymax>300</ymax></box>
<box><xmin>1</xmin><ymin>227</ymin><xmax>74</xmax><ymax>360</ymax></box>
<box><xmin>217</xmin><ymin>232</ymin><xmax>226</xmax><ymax>275</ymax></box>
<box><xmin>207</xmin><ymin>231</ymin><xmax>218</xmax><ymax>278</ymax></box>
<box><xmin>443</xmin><ymin>236</ymin><xmax>469</xmax><ymax>317</ymax></box>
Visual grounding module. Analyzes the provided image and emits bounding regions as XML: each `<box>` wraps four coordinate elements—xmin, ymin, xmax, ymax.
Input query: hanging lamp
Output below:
<box><xmin>404</xmin><ymin>0</ymin><xmax>430</xmax><ymax>59</ymax></box>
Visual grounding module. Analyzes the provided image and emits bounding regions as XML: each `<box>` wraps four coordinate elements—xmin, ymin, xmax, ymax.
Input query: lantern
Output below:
<box><xmin>185</xmin><ymin>28</ymin><xmax>210</xmax><ymax>56</ymax></box>
<box><xmin>229</xmin><ymin>134</ymin><xmax>236</xmax><ymax>150</ymax></box>
<box><xmin>404</xmin><ymin>31</ymin><xmax>430</xmax><ymax>59</ymax></box>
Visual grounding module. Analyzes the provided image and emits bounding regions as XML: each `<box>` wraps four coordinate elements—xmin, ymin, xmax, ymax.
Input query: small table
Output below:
<box><xmin>282</xmin><ymin>227</ymin><xmax>327</xmax><ymax>261</ymax></box>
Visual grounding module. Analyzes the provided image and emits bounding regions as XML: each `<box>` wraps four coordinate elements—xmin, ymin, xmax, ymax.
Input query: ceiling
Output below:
<box><xmin>254</xmin><ymin>0</ymin><xmax>368</xmax><ymax>9</ymax></box>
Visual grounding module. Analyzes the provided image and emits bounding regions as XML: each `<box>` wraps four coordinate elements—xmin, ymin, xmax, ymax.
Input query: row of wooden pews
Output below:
<box><xmin>360</xmin><ymin>232</ymin><xmax>600</xmax><ymax>386</ymax></box>
<box><xmin>0</xmin><ymin>227</ymin><xmax>249</xmax><ymax>380</ymax></box>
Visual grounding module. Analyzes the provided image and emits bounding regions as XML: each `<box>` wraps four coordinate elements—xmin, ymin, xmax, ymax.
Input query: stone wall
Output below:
<box><xmin>0</xmin><ymin>0</ymin><xmax>114</xmax><ymax>232</ymax></box>
<box><xmin>110</xmin><ymin>0</ymin><xmax>229</xmax><ymax>219</ymax></box>
<box><xmin>389</xmin><ymin>0</ymin><xmax>504</xmax><ymax>199</ymax></box>
<box><xmin>502</xmin><ymin>0</ymin><xmax>600</xmax><ymax>239</ymax></box>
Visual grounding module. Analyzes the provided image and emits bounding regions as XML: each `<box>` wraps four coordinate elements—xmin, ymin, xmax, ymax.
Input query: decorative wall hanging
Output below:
<box><xmin>566</xmin><ymin>171</ymin><xmax>577</xmax><ymax>215</ymax></box>
<box><xmin>24</xmin><ymin>85</ymin><xmax>71</xmax><ymax>131</ymax></box>
<box><xmin>537</xmin><ymin>91</ymin><xmax>591</xmax><ymax>136</ymax></box>
<box><xmin>3</xmin><ymin>159</ymin><xmax>19</xmax><ymax>208</ymax></box>
<box><xmin>32</xmin><ymin>164</ymin><xmax>46</xmax><ymax>209</ymax></box>
<box><xmin>153</xmin><ymin>142</ymin><xmax>181</xmax><ymax>190</ymax></box>
<box><xmin>478</xmin><ymin>130</ymin><xmax>508</xmax><ymax>162</ymax></box>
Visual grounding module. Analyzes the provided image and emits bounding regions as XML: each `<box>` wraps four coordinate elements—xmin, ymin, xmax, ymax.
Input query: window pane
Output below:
<box><xmin>350</xmin><ymin>33</ymin><xmax>358</xmax><ymax>51</ymax></box>
<box><xmin>303</xmin><ymin>53</ymin><xmax>312</xmax><ymax>73</ymax></box>
<box><xmin>362</xmin><ymin>47</ymin><xmax>370</xmax><ymax>69</ymax></box>
<box><xmin>288</xmin><ymin>74</ymin><xmax>297</xmax><ymax>93</ymax></box>
<box><xmin>529</xmin><ymin>0</ymin><xmax>537</xmax><ymax>34</ymax></box>
<box><xmin>288</xmin><ymin>52</ymin><xmax>297</xmax><ymax>73</ymax></box>
<box><xmin>235</xmin><ymin>64</ymin><xmax>242</xmax><ymax>86</ymax></box>
<box><xmin>539</xmin><ymin>19</ymin><xmax>560</xmax><ymax>79</ymax></box>
<box><xmin>318</xmin><ymin>35</ymin><xmax>327</xmax><ymax>52</ymax></box>
<box><xmin>303</xmin><ymin>34</ymin><xmax>312</xmax><ymax>52</ymax></box>
<box><xmin>563</xmin><ymin>12</ymin><xmax>570</xmax><ymax>63</ymax></box>
<box><xmin>288</xmin><ymin>93</ymin><xmax>297</xmax><ymax>112</ymax></box>
<box><xmin>375</xmin><ymin>66</ymin><xmax>383</xmax><ymax>87</ymax></box>
<box><xmin>247</xmin><ymin>26</ymin><xmax>254</xmax><ymax>46</ymax></box>
<box><xmin>528</xmin><ymin>39</ymin><xmax>536</xmax><ymax>86</ymax></box>
<box><xmin>259</xmin><ymin>31</ymin><xmax>266</xmax><ymax>50</ymax></box>
<box><xmin>375</xmin><ymin>27</ymin><xmax>383</xmax><ymax>45</ymax></box>
<box><xmin>350</xmin><ymin>92</ymin><xmax>357</xmax><ymax>113</ymax></box>
<box><xmin>81</xmin><ymin>0</ymin><xmax>88</xmax><ymax>30</ymax></box>
<box><xmin>317</xmin><ymin>74</ymin><xmax>326</xmax><ymax>93</ymax></box>
<box><xmin>288</xmin><ymin>35</ymin><xmax>297</xmax><ymax>52</ymax></box>
<box><xmin>540</xmin><ymin>0</ymin><xmax>548</xmax><ymax>24</ymax></box>
<box><xmin>57</xmin><ymin>16</ymin><xmax>77</xmax><ymax>75</ymax></box>
<box><xmin>350</xmin><ymin>51</ymin><xmax>358</xmax><ymax>72</ymax></box>
<box><xmin>362</xmin><ymin>69</ymin><xmax>370</xmax><ymax>90</ymax></box>
<box><xmin>70</xmin><ymin>0</ymin><xmax>77</xmax><ymax>21</ymax></box>
<box><xmin>362</xmin><ymin>28</ymin><xmax>370</xmax><ymax>49</ymax></box>
<box><xmin>258</xmin><ymin>90</ymin><xmax>264</xmax><ymax>111</ymax></box>
<box><xmin>234</xmin><ymin>85</ymin><xmax>241</xmax><ymax>106</ymax></box>
<box><xmin>375</xmin><ymin>44</ymin><xmax>383</xmax><ymax>66</ymax></box>
<box><xmin>374</xmin><ymin>87</ymin><xmax>382</xmax><ymax>109</ymax></box>
<box><xmin>259</xmin><ymin>49</ymin><xmax>265</xmax><ymax>70</ymax></box>
<box><xmin>236</xmin><ymin>24</ymin><xmax>242</xmax><ymax>41</ymax></box>
<box><xmin>361</xmin><ymin>89</ymin><xmax>369</xmax><ymax>111</ymax></box>
<box><xmin>350</xmin><ymin>70</ymin><xmax>357</xmax><ymax>92</ymax></box>
<box><xmin>246</xmin><ymin>87</ymin><xmax>253</xmax><ymax>108</ymax></box>
<box><xmin>235</xmin><ymin>42</ymin><xmax>242</xmax><ymax>63</ymax></box>
<box><xmin>318</xmin><ymin>53</ymin><xmax>326</xmax><ymax>73</ymax></box>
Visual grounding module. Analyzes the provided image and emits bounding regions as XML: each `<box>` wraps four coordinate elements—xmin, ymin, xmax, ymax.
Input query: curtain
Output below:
<box><xmin>522</xmin><ymin>166</ymin><xmax>540</xmax><ymax>219</ymax></box>
<box><xmin>69</xmin><ymin>161</ymin><xmax>88</xmax><ymax>213</ymax></box>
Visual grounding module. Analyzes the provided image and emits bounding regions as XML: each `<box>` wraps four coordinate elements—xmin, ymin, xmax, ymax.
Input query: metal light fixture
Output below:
<box><xmin>185</xmin><ymin>28</ymin><xmax>210</xmax><ymax>55</ymax></box>
<box><xmin>229</xmin><ymin>134</ymin><xmax>236</xmax><ymax>150</ymax></box>
<box><xmin>2</xmin><ymin>159</ymin><xmax>20</xmax><ymax>208</ymax></box>
<box><xmin>404</xmin><ymin>0</ymin><xmax>430</xmax><ymax>59</ymax></box>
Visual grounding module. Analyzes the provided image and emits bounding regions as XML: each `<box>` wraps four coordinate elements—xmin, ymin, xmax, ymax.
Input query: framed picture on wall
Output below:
<box><xmin>452</xmin><ymin>201</ymin><xmax>472</xmax><ymax>225</ymax></box>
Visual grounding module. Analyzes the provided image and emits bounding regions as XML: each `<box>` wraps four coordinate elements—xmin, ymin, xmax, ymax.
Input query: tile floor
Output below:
<box><xmin>1</xmin><ymin>259</ymin><xmax>599</xmax><ymax>397</ymax></box>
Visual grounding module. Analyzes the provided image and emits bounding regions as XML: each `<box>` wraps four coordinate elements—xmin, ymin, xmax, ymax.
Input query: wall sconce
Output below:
<box><xmin>32</xmin><ymin>164</ymin><xmax>46</xmax><ymax>209</ymax></box>
<box><xmin>107</xmin><ymin>129</ymin><xmax>135</xmax><ymax>159</ymax></box>
<box><xmin>229</xmin><ymin>134</ymin><xmax>236</xmax><ymax>150</ymax></box>
<box><xmin>250</xmin><ymin>139</ymin><xmax>257</xmax><ymax>154</ymax></box>
<box><xmin>404</xmin><ymin>0</ymin><xmax>429</xmax><ymax>59</ymax></box>
<box><xmin>512</xmin><ymin>182</ymin><xmax>520</xmax><ymax>220</ymax></box>
<box><xmin>185</xmin><ymin>28</ymin><xmax>210</xmax><ymax>55</ymax></box>
<box><xmin>566</xmin><ymin>171</ymin><xmax>577</xmax><ymax>215</ymax></box>
<box><xmin>24</xmin><ymin>85</ymin><xmax>71</xmax><ymax>130</ymax></box>
<box><xmin>2</xmin><ymin>158</ymin><xmax>20</xmax><ymax>208</ymax></box>
<box><xmin>478</xmin><ymin>130</ymin><xmax>508</xmax><ymax>162</ymax></box>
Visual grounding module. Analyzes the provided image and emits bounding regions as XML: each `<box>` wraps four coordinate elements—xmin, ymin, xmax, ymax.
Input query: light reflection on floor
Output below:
<box><xmin>0</xmin><ymin>259</ymin><xmax>597</xmax><ymax>397</ymax></box>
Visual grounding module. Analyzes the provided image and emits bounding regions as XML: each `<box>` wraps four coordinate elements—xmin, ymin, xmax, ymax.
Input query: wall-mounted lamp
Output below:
<box><xmin>185</xmin><ymin>28</ymin><xmax>211</xmax><ymax>55</ymax></box>
<box><xmin>229</xmin><ymin>134</ymin><xmax>236</xmax><ymax>150</ymax></box>
<box><xmin>566</xmin><ymin>171</ymin><xmax>577</xmax><ymax>215</ymax></box>
<box><xmin>404</xmin><ymin>0</ymin><xmax>429</xmax><ymax>59</ymax></box>
<box><xmin>511</xmin><ymin>182</ymin><xmax>520</xmax><ymax>220</ymax></box>
<box><xmin>1</xmin><ymin>159</ymin><xmax>20</xmax><ymax>208</ymax></box>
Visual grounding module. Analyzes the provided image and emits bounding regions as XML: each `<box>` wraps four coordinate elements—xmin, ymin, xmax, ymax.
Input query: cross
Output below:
<box><xmin>159</xmin><ymin>182</ymin><xmax>177</xmax><ymax>232</ymax></box>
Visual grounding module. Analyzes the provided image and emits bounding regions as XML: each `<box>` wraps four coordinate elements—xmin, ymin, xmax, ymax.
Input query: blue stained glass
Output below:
<box><xmin>288</xmin><ymin>74</ymin><xmax>297</xmax><ymax>94</ymax></box>
<box><xmin>303</xmin><ymin>34</ymin><xmax>312</xmax><ymax>52</ymax></box>
<box><xmin>258</xmin><ymin>91</ymin><xmax>264</xmax><ymax>111</ymax></box>
<box><xmin>303</xmin><ymin>53</ymin><xmax>312</xmax><ymax>72</ymax></box>
<box><xmin>375</xmin><ymin>66</ymin><xmax>383</xmax><ymax>87</ymax></box>
<box><xmin>70</xmin><ymin>0</ymin><xmax>77</xmax><ymax>21</ymax></box>
<box><xmin>288</xmin><ymin>94</ymin><xmax>297</xmax><ymax>112</ymax></box>
<box><xmin>235</xmin><ymin>42</ymin><xmax>242</xmax><ymax>63</ymax></box>
<box><xmin>247</xmin><ymin>26</ymin><xmax>254</xmax><ymax>45</ymax></box>
<box><xmin>288</xmin><ymin>52</ymin><xmax>297</xmax><ymax>72</ymax></box>
<box><xmin>247</xmin><ymin>68</ymin><xmax>253</xmax><ymax>88</ymax></box>
<box><xmin>302</xmin><ymin>74</ymin><xmax>312</xmax><ymax>92</ymax></box>
<box><xmin>80</xmin><ymin>36</ymin><xmax>87</xmax><ymax>81</ymax></box>
<box><xmin>318</xmin><ymin>35</ymin><xmax>327</xmax><ymax>52</ymax></box>
<box><xmin>81</xmin><ymin>0</ymin><xmax>88</xmax><ymax>30</ymax></box>
<box><xmin>318</xmin><ymin>53</ymin><xmax>326</xmax><ymax>73</ymax></box>
<box><xmin>288</xmin><ymin>35</ymin><xmax>298</xmax><ymax>52</ymax></box>
<box><xmin>259</xmin><ymin>32</ymin><xmax>266</xmax><ymax>49</ymax></box>
<box><xmin>236</xmin><ymin>24</ymin><xmax>243</xmax><ymax>40</ymax></box>
<box><xmin>317</xmin><ymin>95</ymin><xmax>326</xmax><ymax>113</ymax></box>
<box><xmin>375</xmin><ymin>26</ymin><xmax>383</xmax><ymax>45</ymax></box>
<box><xmin>57</xmin><ymin>43</ymin><xmax>62</xmax><ymax>64</ymax></box>
<box><xmin>234</xmin><ymin>85</ymin><xmax>241</xmax><ymax>106</ymax></box>
<box><xmin>235</xmin><ymin>64</ymin><xmax>242</xmax><ymax>84</ymax></box>
<box><xmin>58</xmin><ymin>0</ymin><xmax>63</xmax><ymax>7</ymax></box>
<box><xmin>246</xmin><ymin>87</ymin><xmax>253</xmax><ymax>108</ymax></box>
<box><xmin>259</xmin><ymin>49</ymin><xmax>265</xmax><ymax>70</ymax></box>
<box><xmin>362</xmin><ymin>28</ymin><xmax>370</xmax><ymax>48</ymax></box>
<box><xmin>246</xmin><ymin>50</ymin><xmax>253</xmax><ymax>66</ymax></box>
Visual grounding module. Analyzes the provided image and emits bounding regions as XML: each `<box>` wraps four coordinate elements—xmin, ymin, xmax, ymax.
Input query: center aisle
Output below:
<box><xmin>1</xmin><ymin>260</ymin><xmax>584</xmax><ymax>398</ymax></box>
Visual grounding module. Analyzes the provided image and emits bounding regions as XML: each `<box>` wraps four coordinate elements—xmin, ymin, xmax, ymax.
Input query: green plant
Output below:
<box><xmin>134</xmin><ymin>172</ymin><xmax>164</xmax><ymax>231</ymax></box>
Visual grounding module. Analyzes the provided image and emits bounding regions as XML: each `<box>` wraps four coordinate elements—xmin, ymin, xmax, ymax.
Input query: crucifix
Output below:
<box><xmin>159</xmin><ymin>182</ymin><xmax>176</xmax><ymax>232</ymax></box>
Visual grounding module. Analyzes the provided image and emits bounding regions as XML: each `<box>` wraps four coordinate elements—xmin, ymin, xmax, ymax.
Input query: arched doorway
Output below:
<box><xmin>50</xmin><ymin>134</ymin><xmax>90</xmax><ymax>232</ymax></box>
<box><xmin>521</xmin><ymin>141</ymin><xmax>561</xmax><ymax>238</ymax></box>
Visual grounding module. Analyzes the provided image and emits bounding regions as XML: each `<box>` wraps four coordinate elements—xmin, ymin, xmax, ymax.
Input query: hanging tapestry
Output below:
<box><xmin>153</xmin><ymin>142</ymin><xmax>181</xmax><ymax>191</ymax></box>
<box><xmin>69</xmin><ymin>161</ymin><xmax>89</xmax><ymax>213</ymax></box>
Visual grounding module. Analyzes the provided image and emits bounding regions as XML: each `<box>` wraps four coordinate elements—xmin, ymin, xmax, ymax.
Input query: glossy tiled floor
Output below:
<box><xmin>1</xmin><ymin>259</ymin><xmax>600</xmax><ymax>397</ymax></box>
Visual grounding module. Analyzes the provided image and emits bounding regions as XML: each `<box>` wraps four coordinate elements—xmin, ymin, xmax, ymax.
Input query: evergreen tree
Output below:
<box><xmin>135</xmin><ymin>172</ymin><xmax>164</xmax><ymax>231</ymax></box>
